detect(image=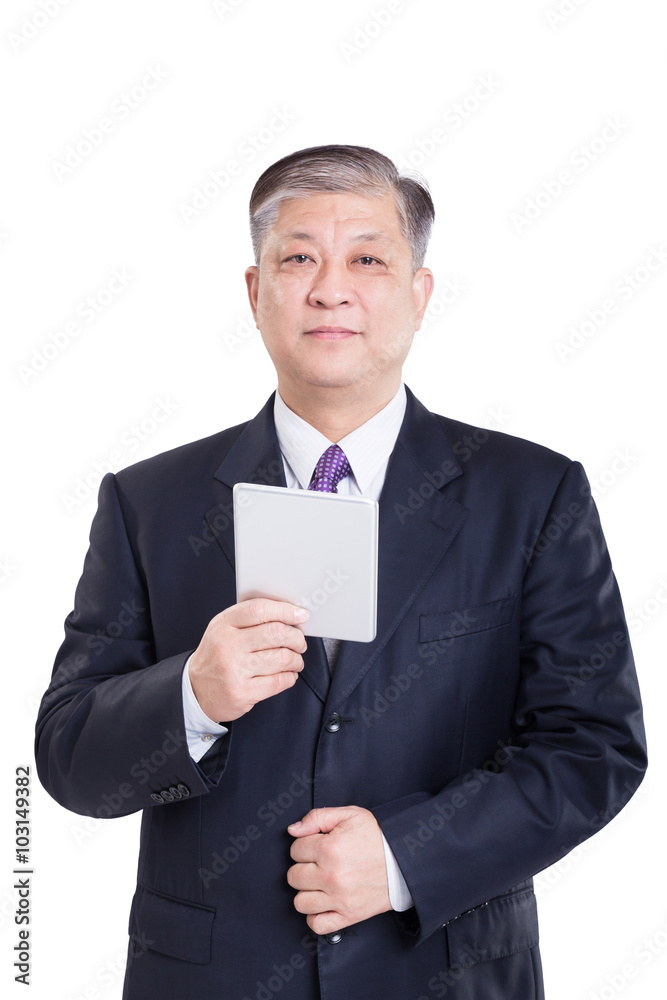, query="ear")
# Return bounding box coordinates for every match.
[245,266,260,325]
[412,267,434,330]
